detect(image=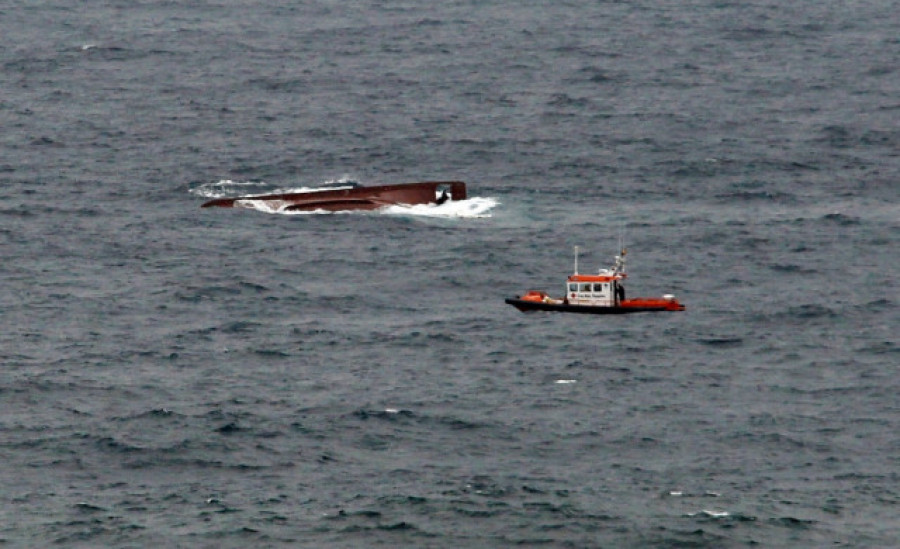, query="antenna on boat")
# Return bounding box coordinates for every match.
[615,224,627,275]
[573,246,580,274]
[614,248,626,275]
